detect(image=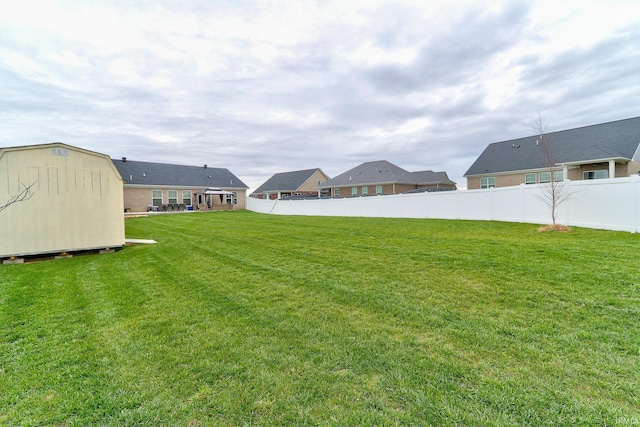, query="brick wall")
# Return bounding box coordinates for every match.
[123,186,246,212]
